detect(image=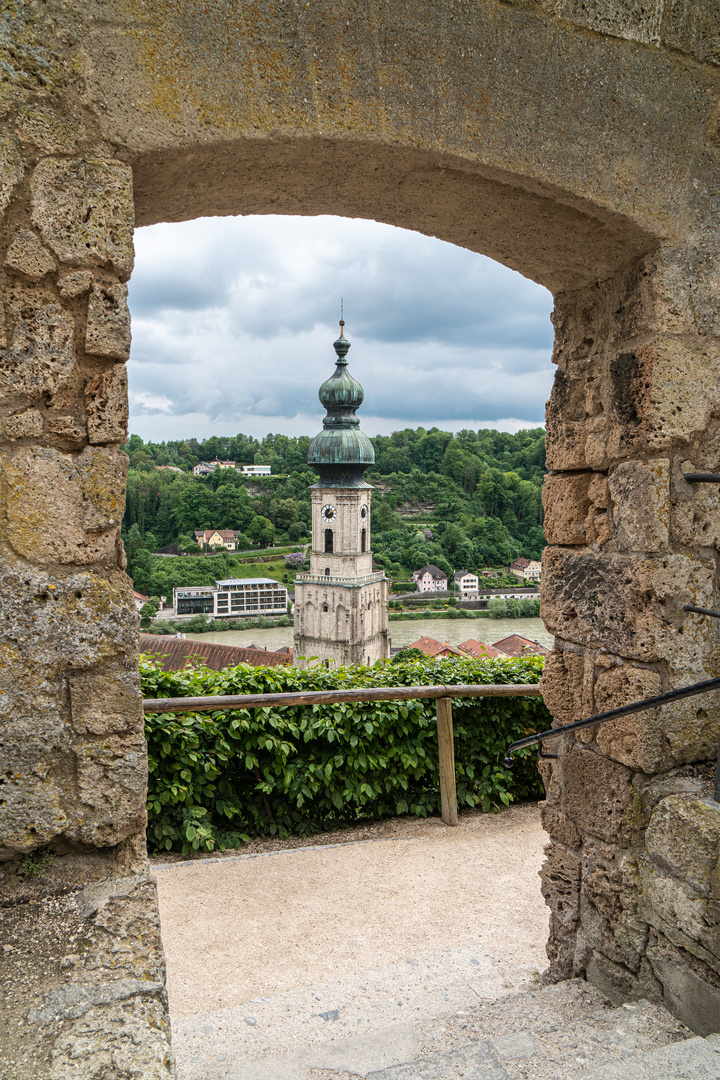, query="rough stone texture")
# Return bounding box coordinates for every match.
[0,866,174,1079]
[2,445,127,564]
[85,282,132,359]
[608,460,669,553]
[85,364,129,444]
[1,0,719,1070]
[30,158,134,279]
[4,228,56,279]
